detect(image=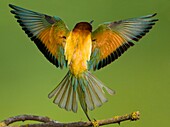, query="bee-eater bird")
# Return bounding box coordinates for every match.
[9,4,158,121]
